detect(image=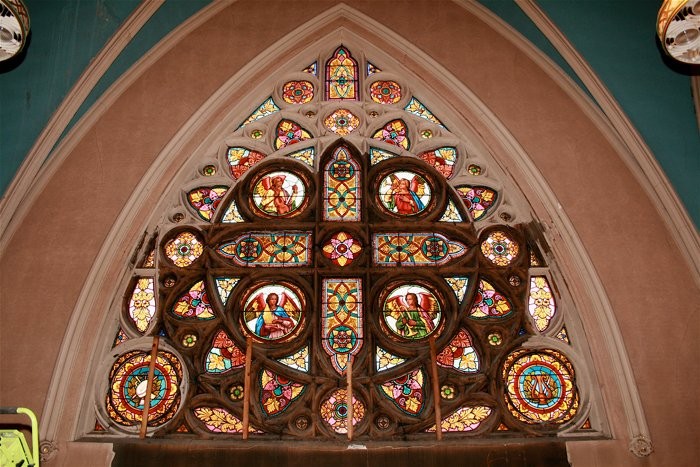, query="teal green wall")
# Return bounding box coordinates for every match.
[538,0,699,226]
[0,0,211,193]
